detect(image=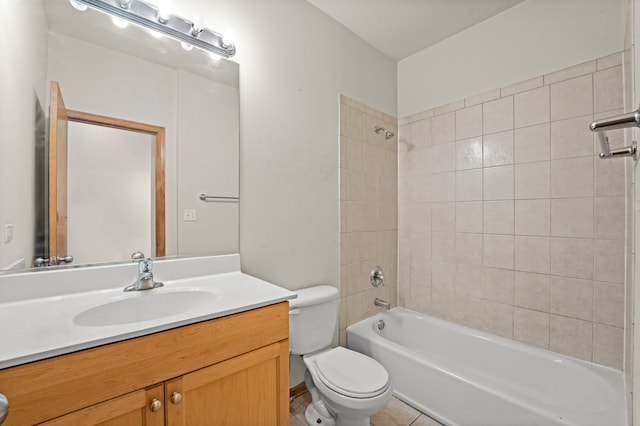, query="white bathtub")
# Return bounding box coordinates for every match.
[347,308,626,426]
